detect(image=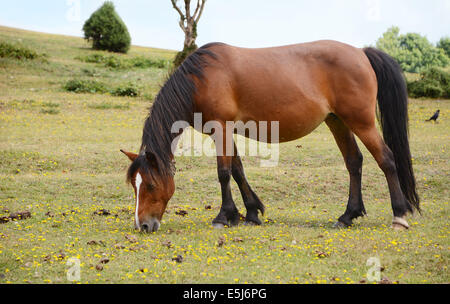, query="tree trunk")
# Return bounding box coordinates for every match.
[184,22,196,49]
[171,0,206,68]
